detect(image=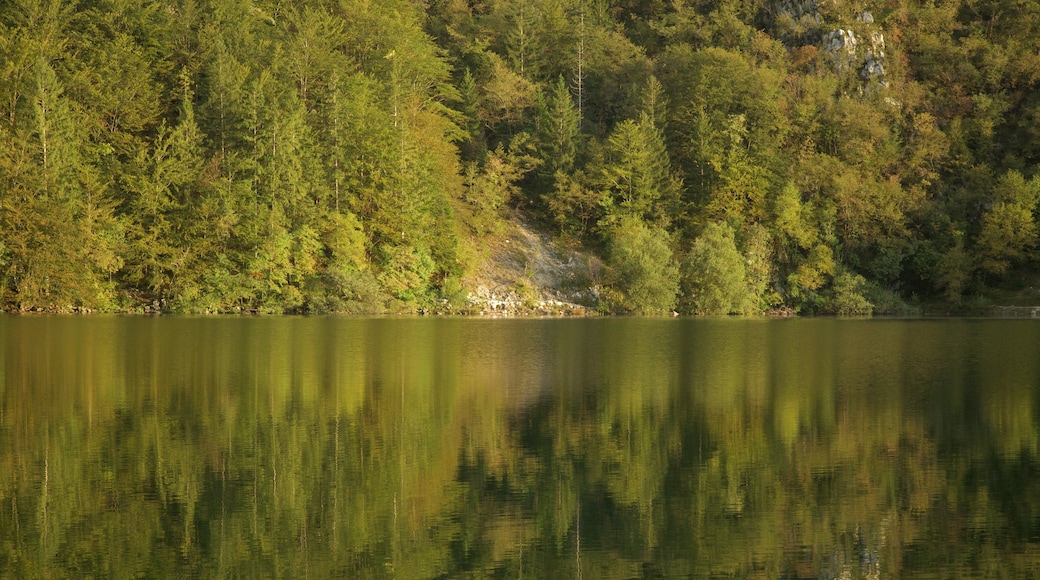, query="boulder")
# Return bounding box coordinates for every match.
[823,29,858,55]
[861,54,886,82]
